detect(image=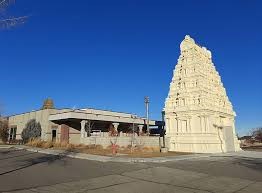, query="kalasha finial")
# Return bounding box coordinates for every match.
[42,98,54,109]
[185,35,191,39]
